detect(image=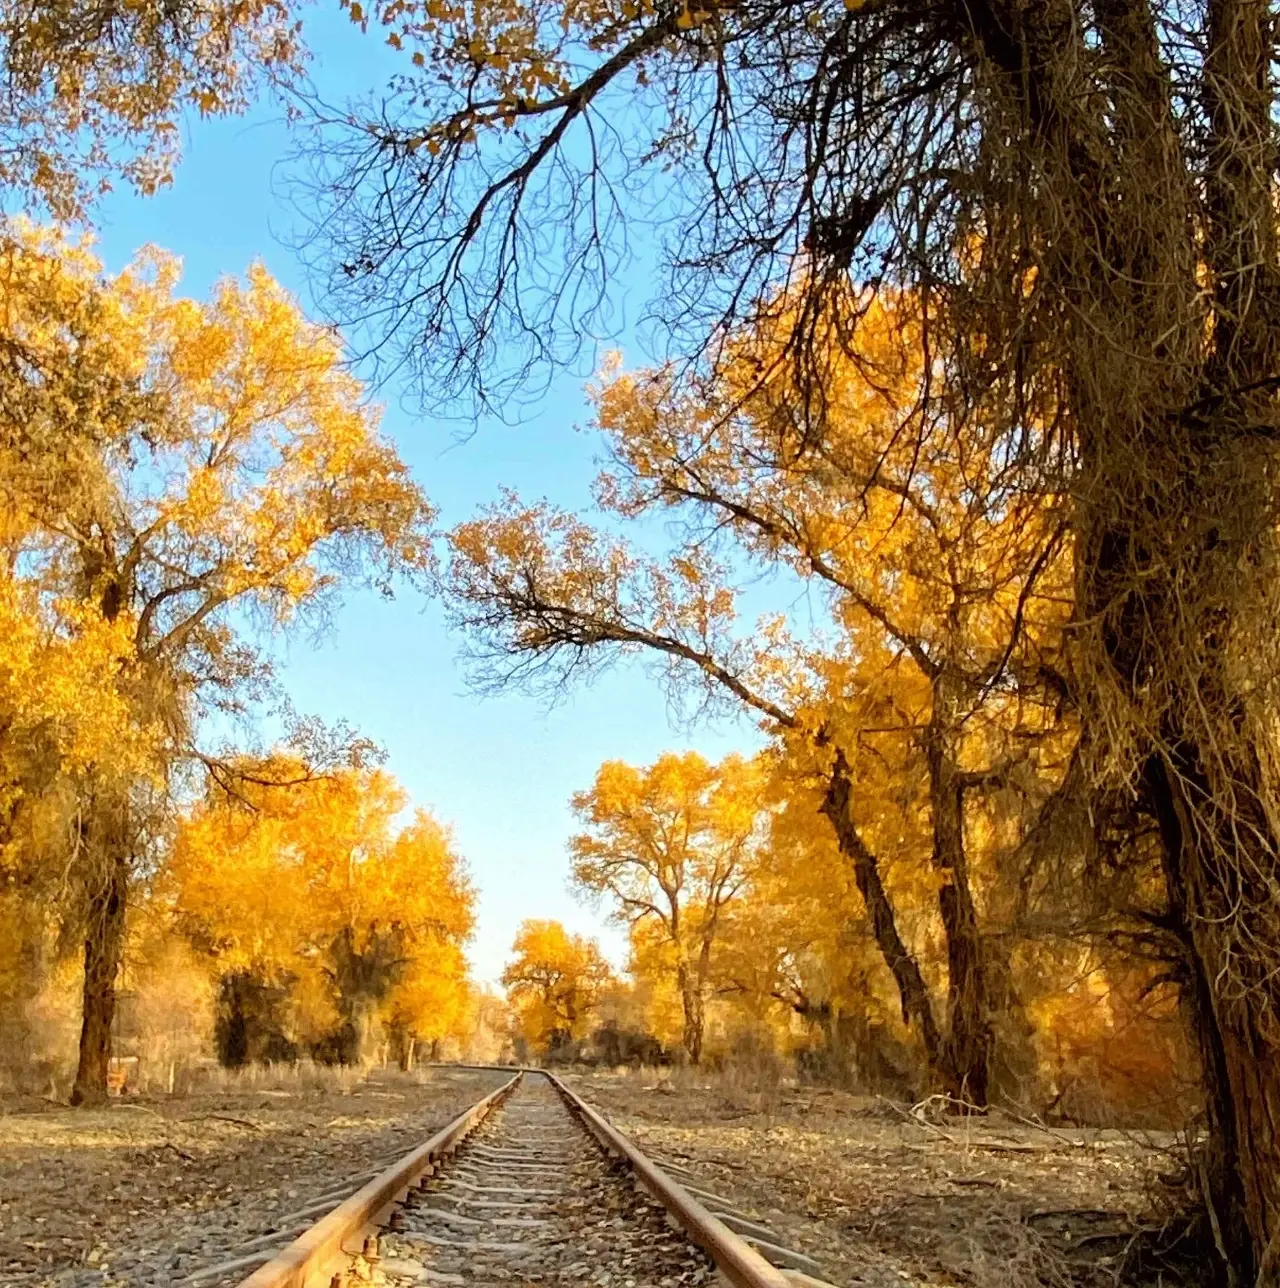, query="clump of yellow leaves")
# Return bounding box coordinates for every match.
[169,763,476,1062]
[0,0,305,219]
[0,223,434,750]
[502,918,613,1052]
